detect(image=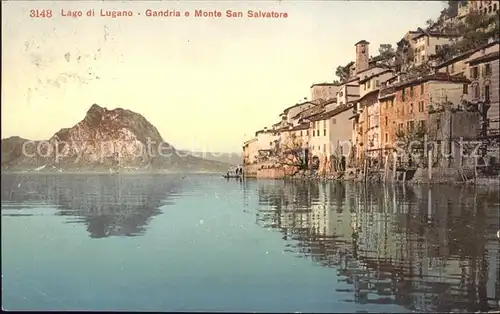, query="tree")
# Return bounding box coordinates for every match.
[395,39,414,72]
[454,12,499,53]
[335,61,354,83]
[379,44,395,58]
[426,19,436,30]
[394,123,429,167]
[275,133,308,176]
[377,44,396,67]
[434,44,458,63]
